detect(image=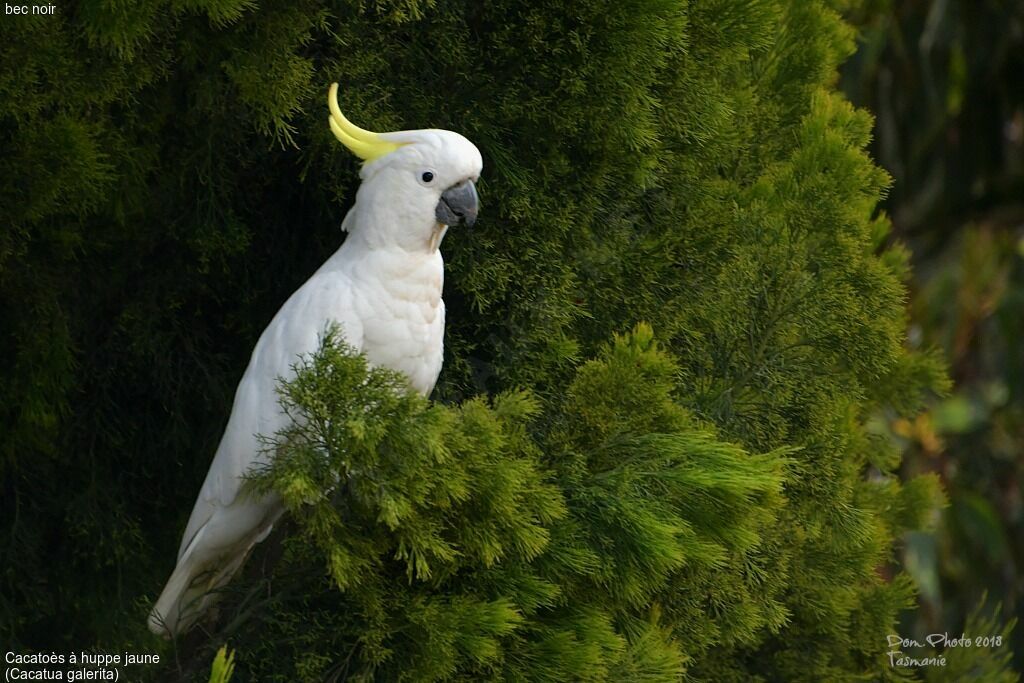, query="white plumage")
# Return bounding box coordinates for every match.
[148,85,482,636]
